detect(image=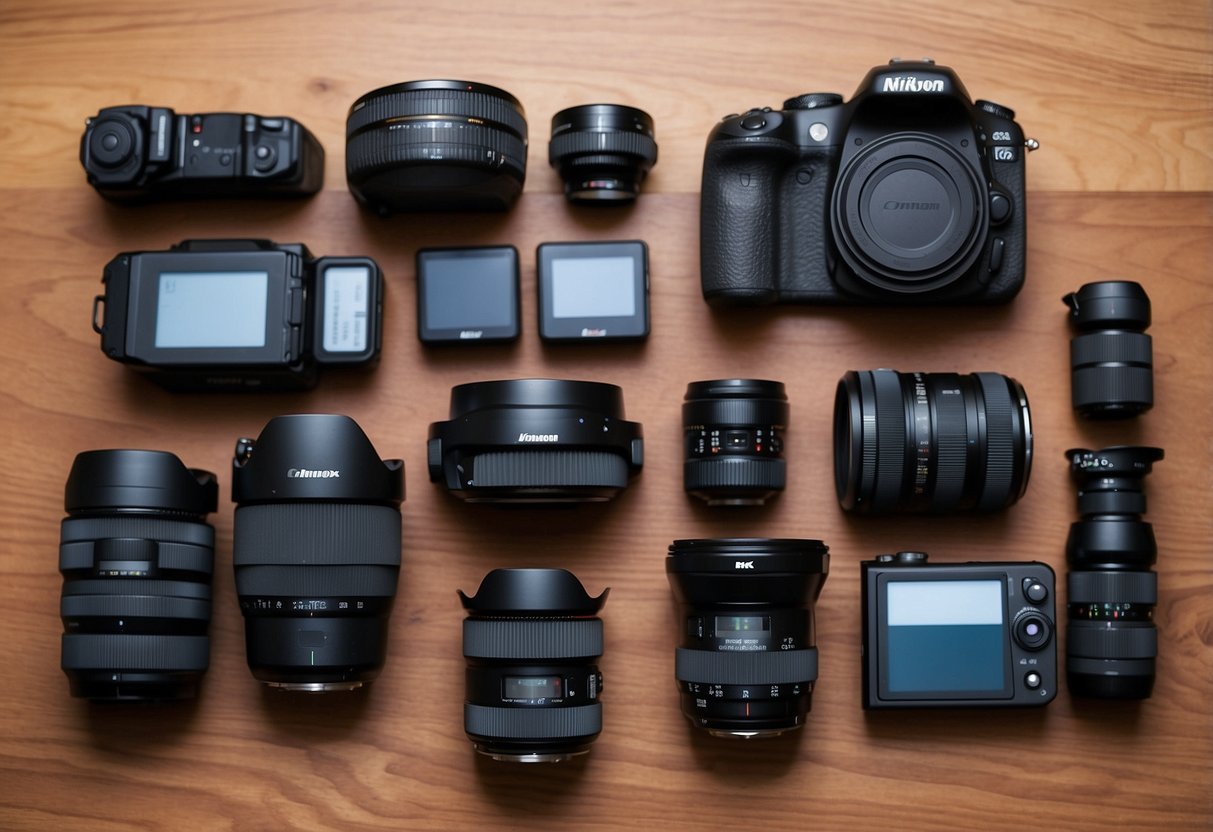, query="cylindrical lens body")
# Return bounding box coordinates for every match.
[834,369,1032,513]
[549,104,657,204]
[683,379,788,505]
[1065,446,1162,699]
[346,80,527,213]
[666,539,829,738]
[232,415,404,692]
[1063,281,1153,419]
[459,569,608,762]
[59,450,217,702]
